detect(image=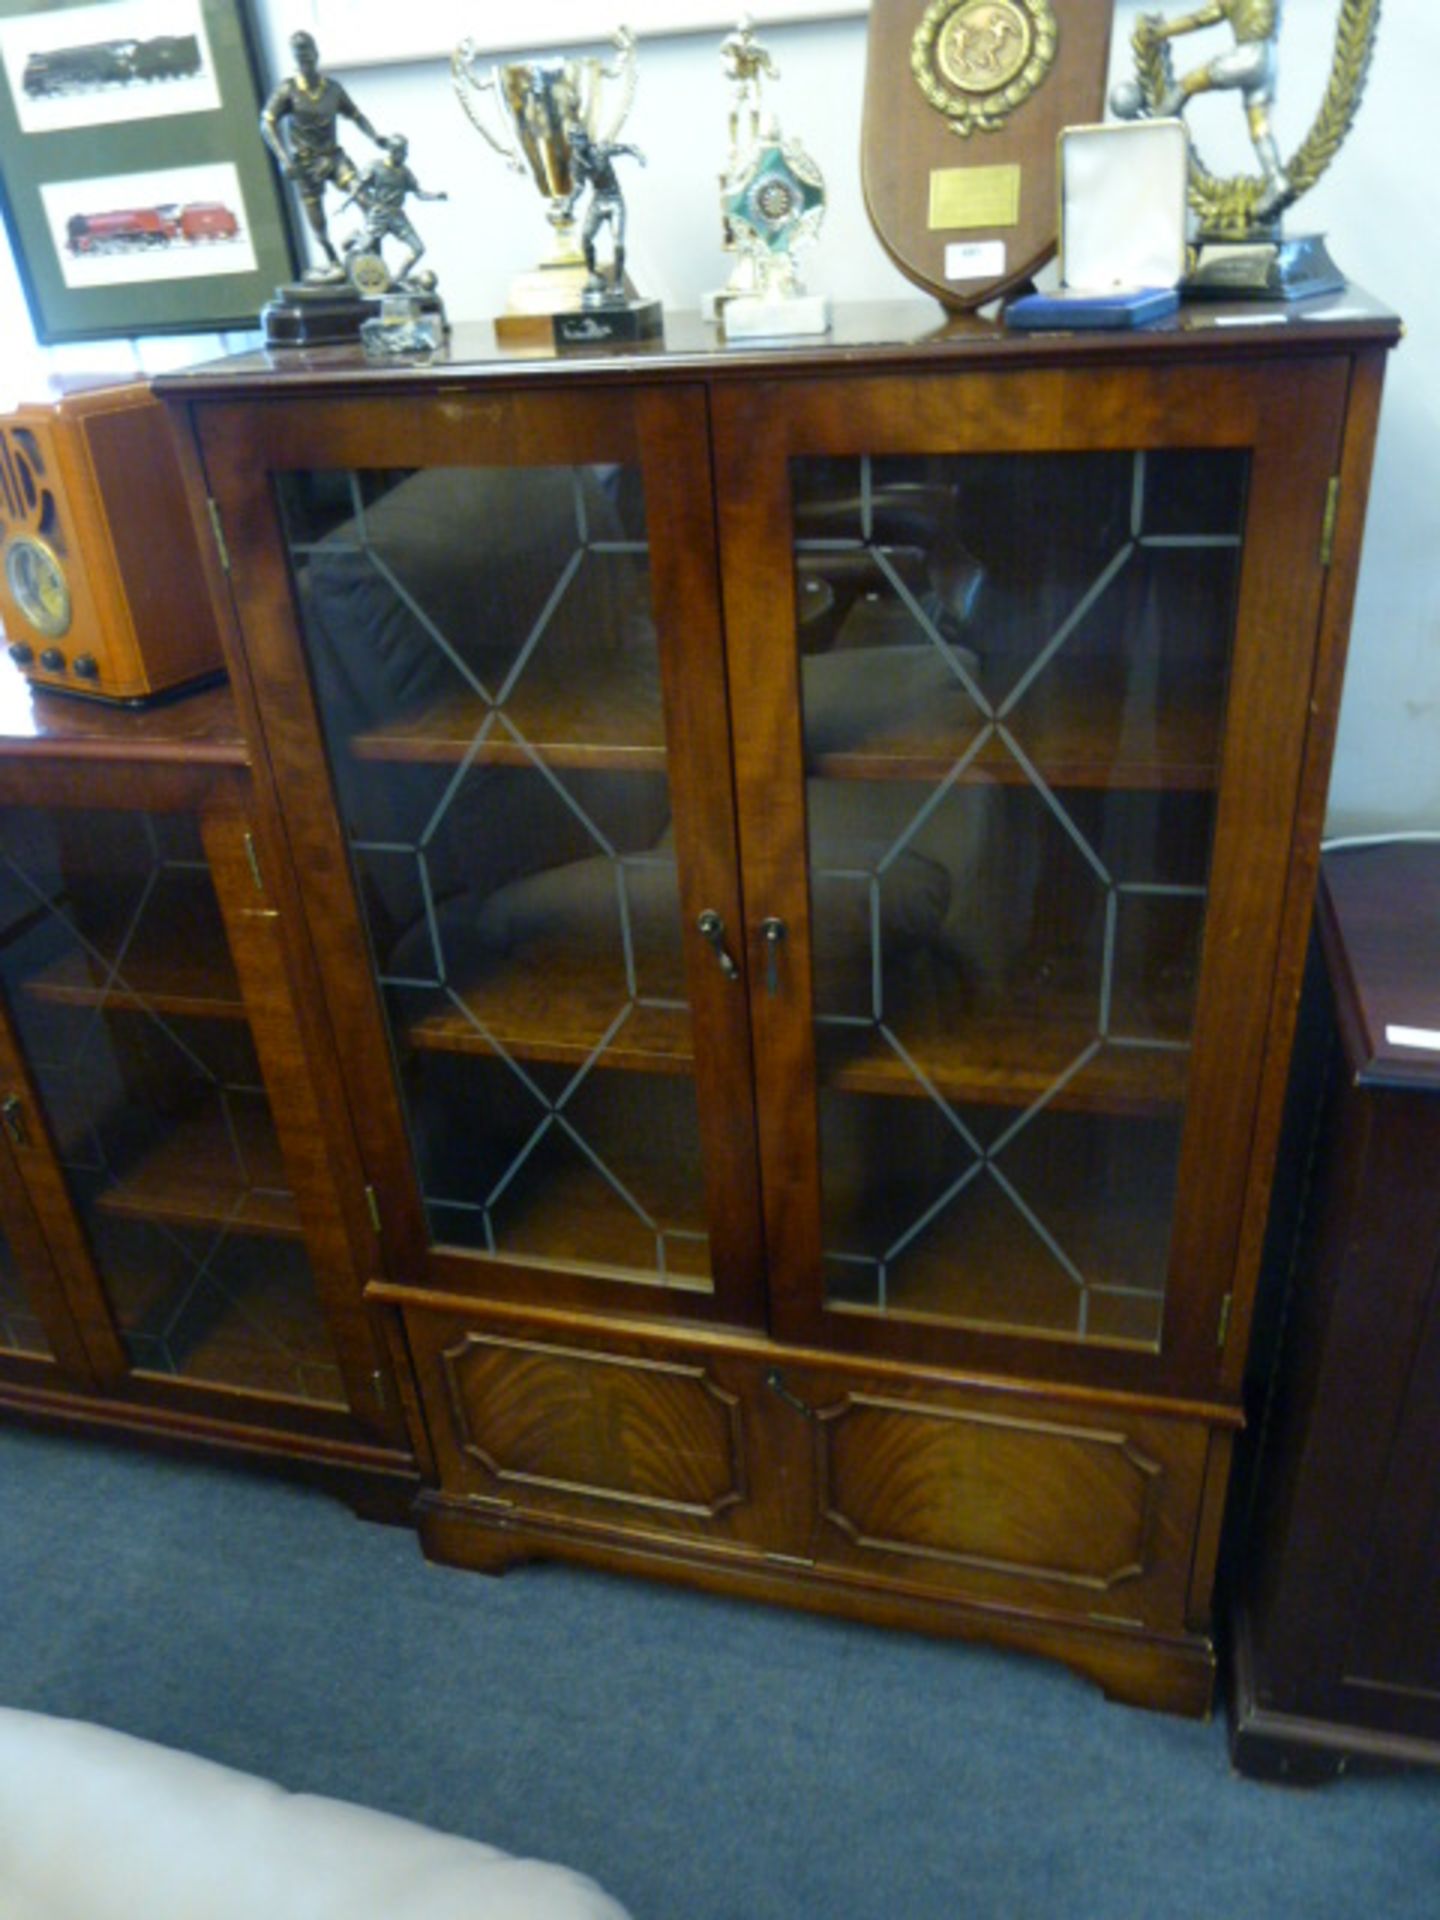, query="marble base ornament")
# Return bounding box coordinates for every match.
[712,20,829,341]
